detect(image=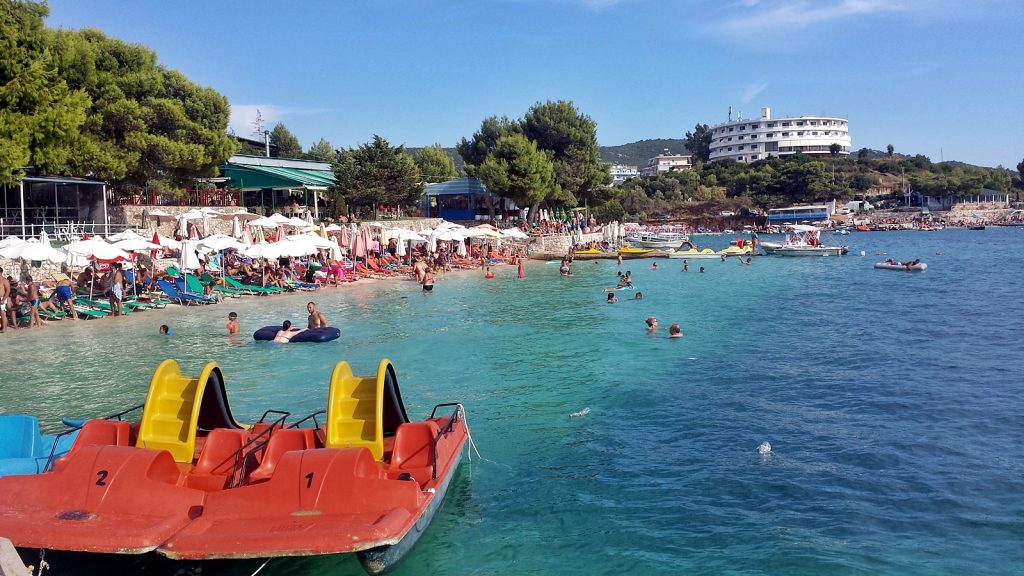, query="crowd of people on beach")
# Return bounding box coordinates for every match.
[0,231,528,335]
